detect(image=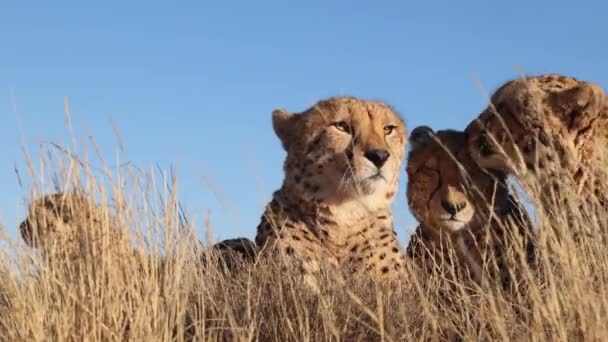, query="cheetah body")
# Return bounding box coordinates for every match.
[465,74,608,208]
[406,127,536,287]
[255,96,408,280]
